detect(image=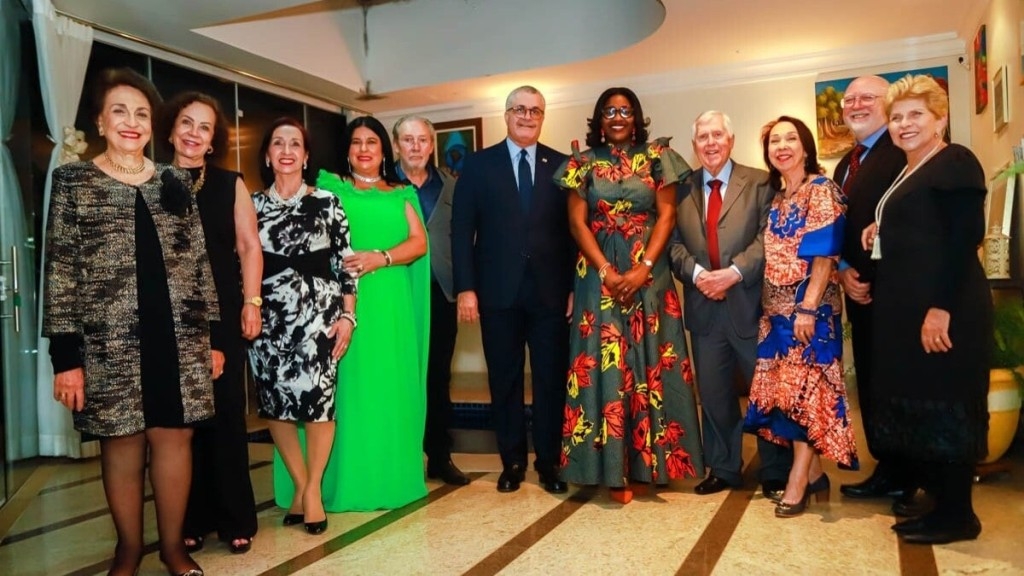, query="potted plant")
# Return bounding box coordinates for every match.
[984,297,1024,463]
